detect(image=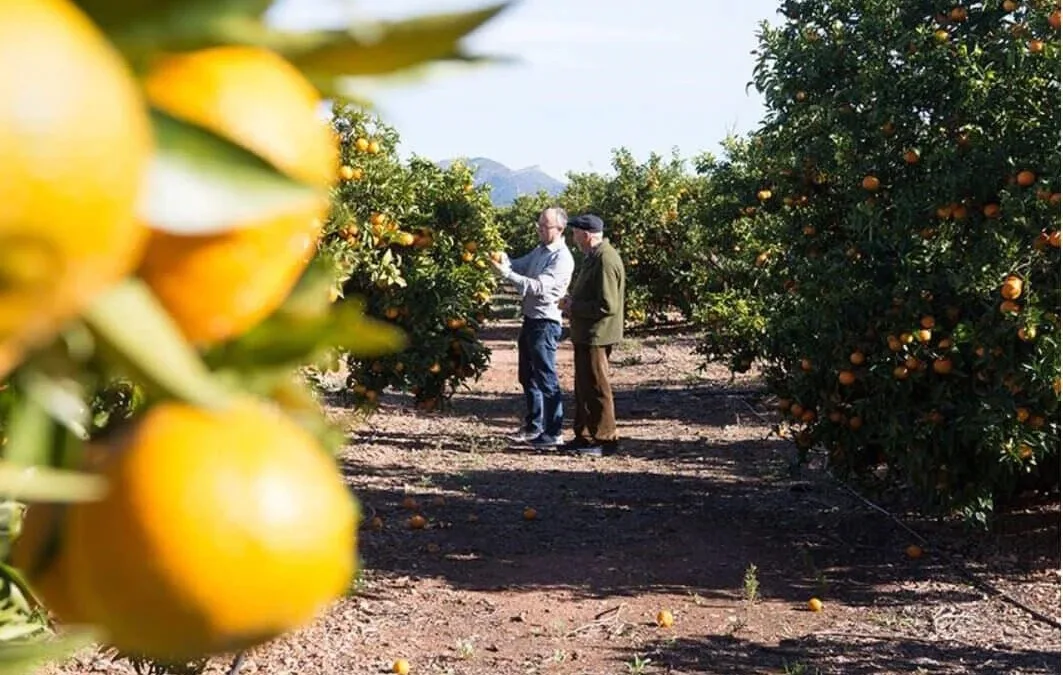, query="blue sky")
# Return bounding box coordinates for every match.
[266,0,782,180]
